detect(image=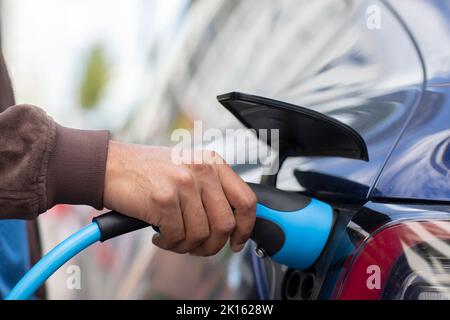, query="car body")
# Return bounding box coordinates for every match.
[241,0,450,300]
